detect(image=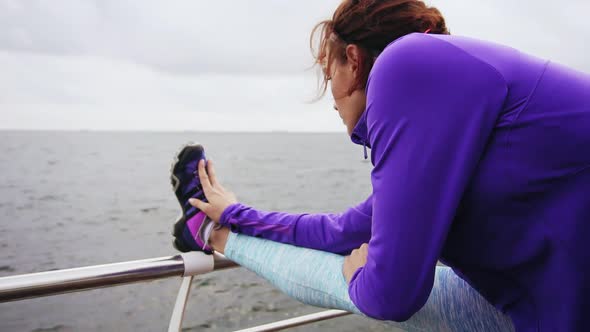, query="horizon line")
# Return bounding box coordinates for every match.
[0,128,346,134]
